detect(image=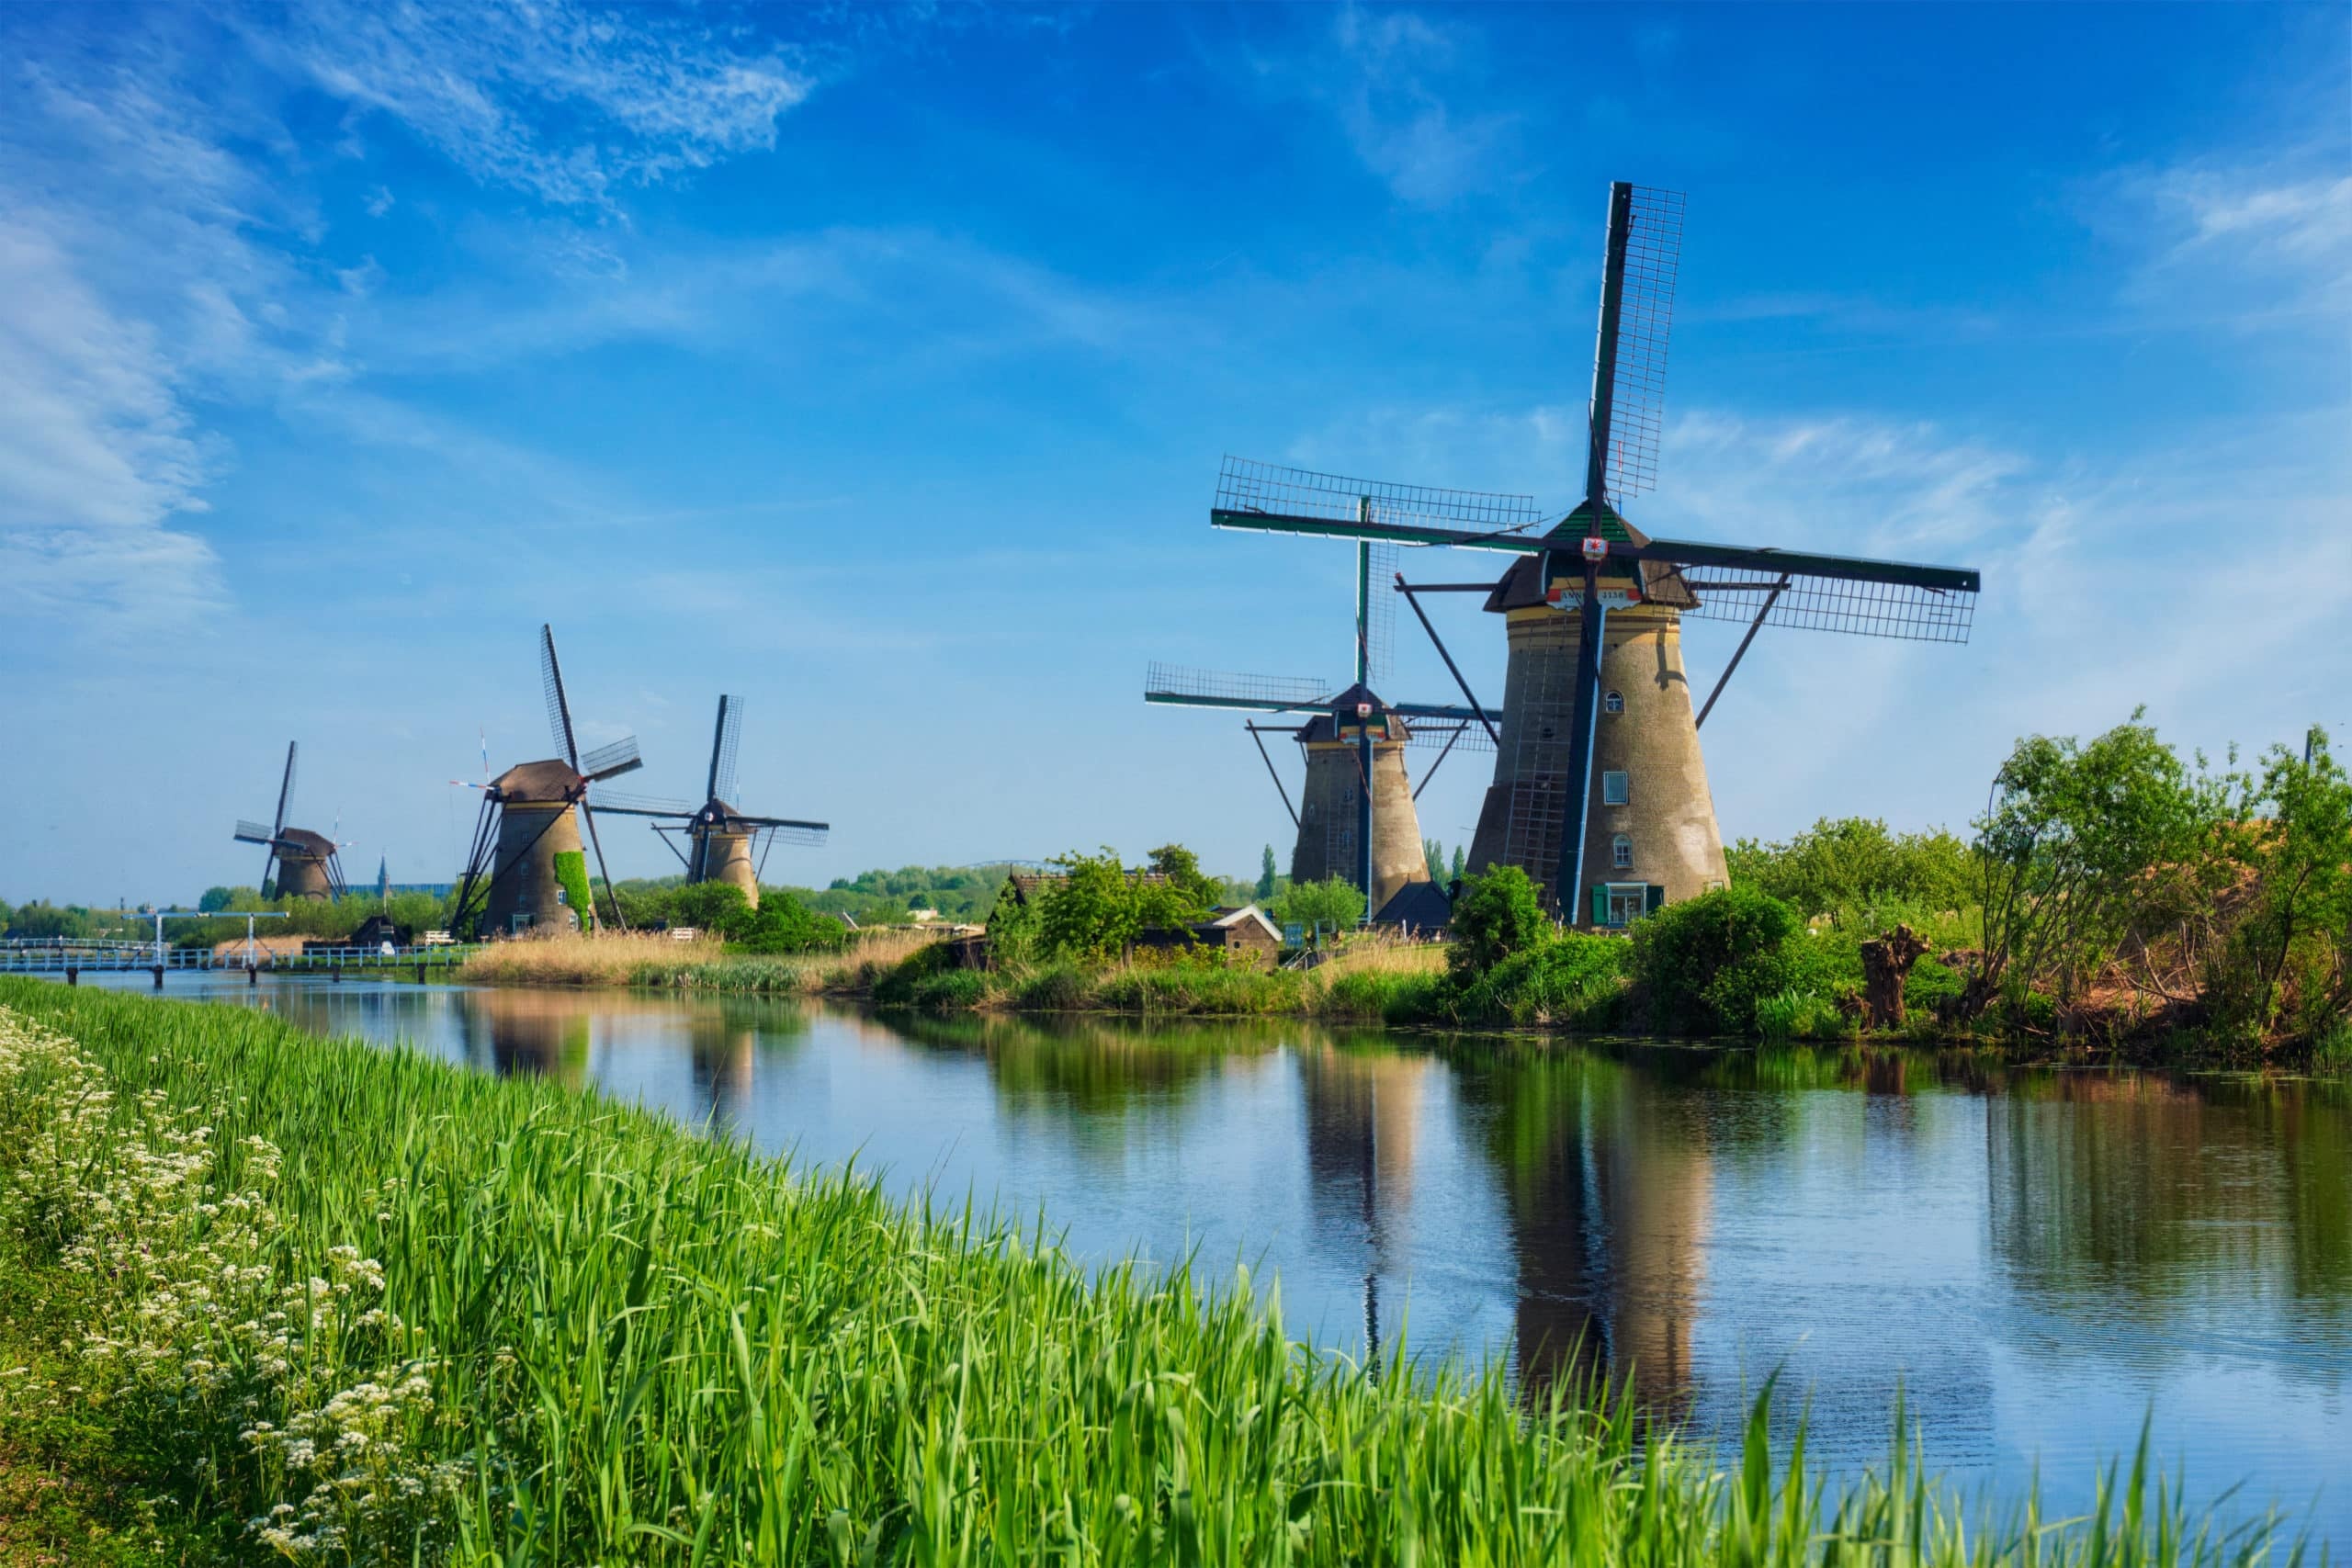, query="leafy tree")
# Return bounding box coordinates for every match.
[1269,875,1364,937]
[1966,712,2225,1019]
[1256,845,1278,902]
[2213,728,2352,1039]
[1725,817,1974,920]
[1035,848,1208,961]
[198,886,236,912]
[1146,843,1222,912]
[1423,838,1446,886]
[1447,865,1547,979]
[1449,846,1466,883]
